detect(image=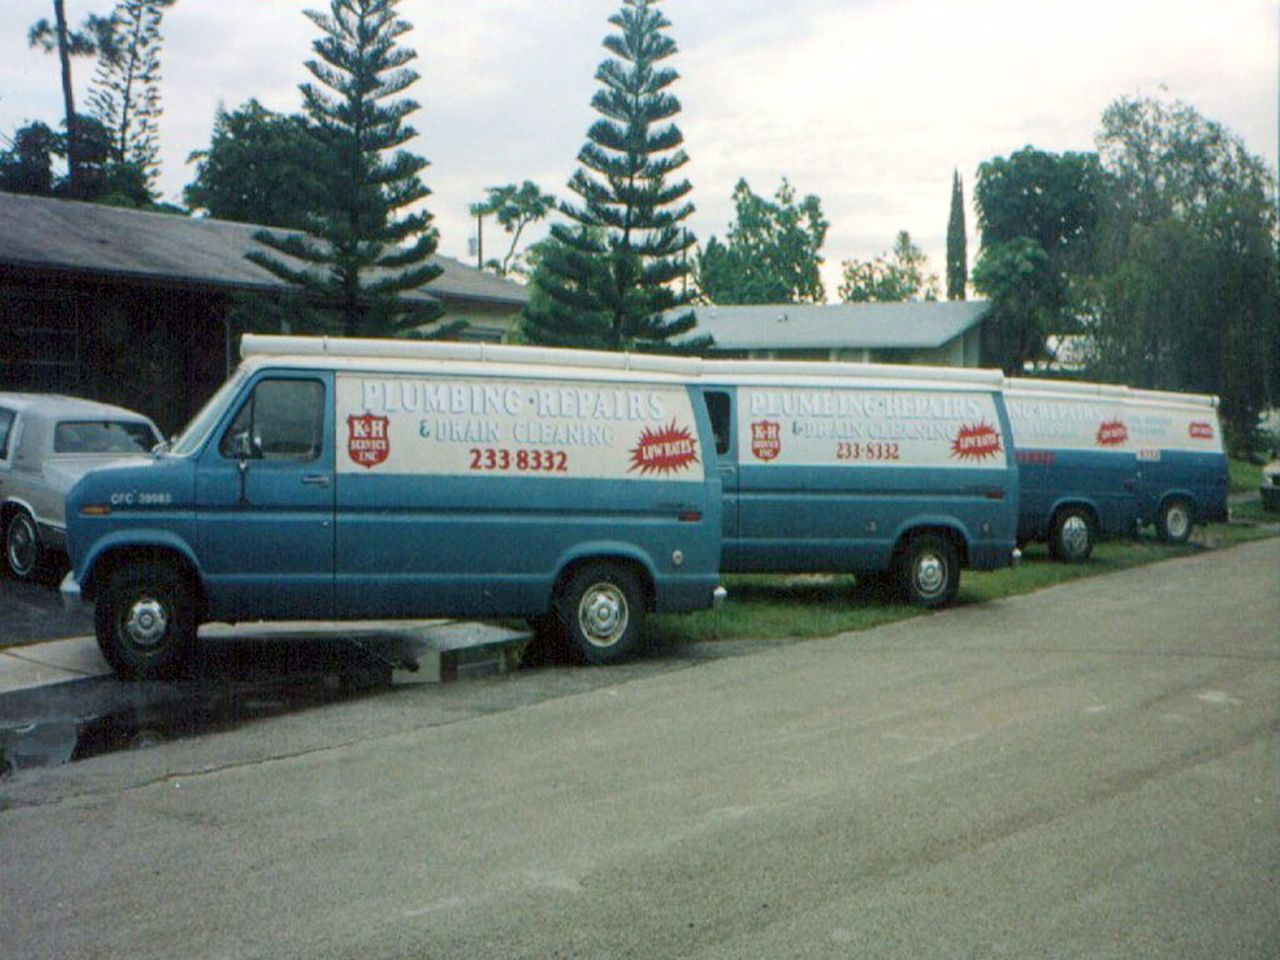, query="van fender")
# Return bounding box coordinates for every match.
[1048,496,1099,527]
[79,529,203,597]
[888,515,972,564]
[546,541,661,609]
[1155,487,1198,514]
